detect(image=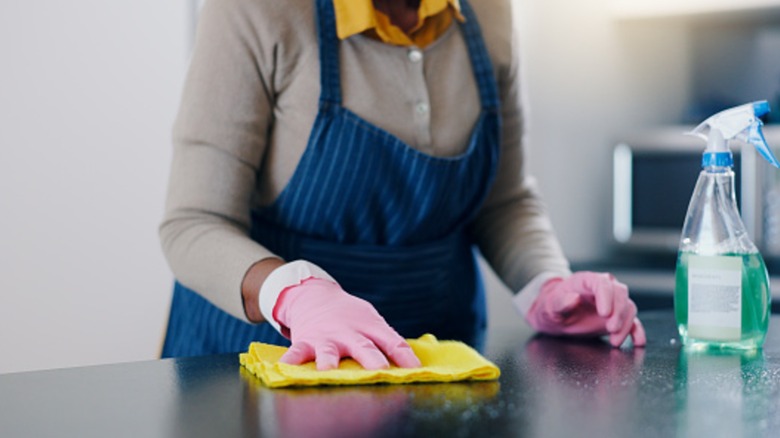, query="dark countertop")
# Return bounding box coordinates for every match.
[3,311,780,438]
